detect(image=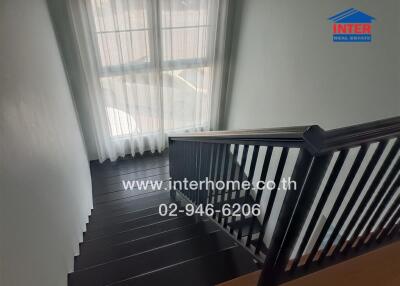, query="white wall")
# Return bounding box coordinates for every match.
[0,0,93,285]
[47,0,99,161]
[224,0,400,131]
